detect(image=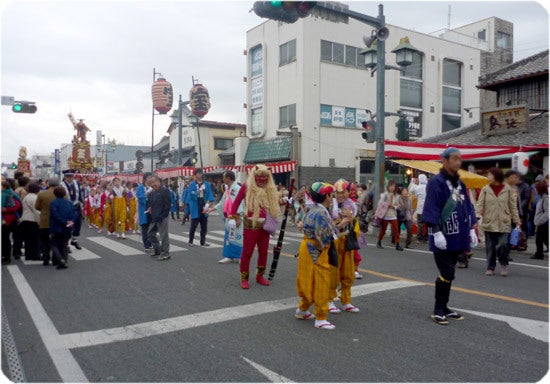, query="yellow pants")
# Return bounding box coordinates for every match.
[103,202,112,232]
[329,236,357,306]
[128,199,137,231]
[113,196,127,233]
[90,209,101,228]
[296,238,332,321]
